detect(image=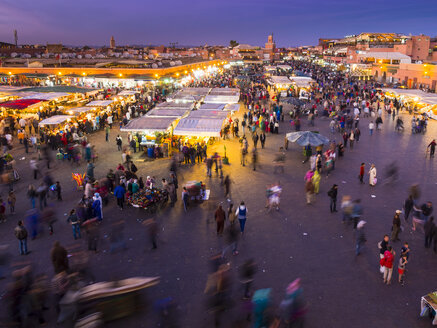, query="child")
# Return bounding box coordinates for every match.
[398,254,408,285]
[7,191,16,214]
[359,163,365,184]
